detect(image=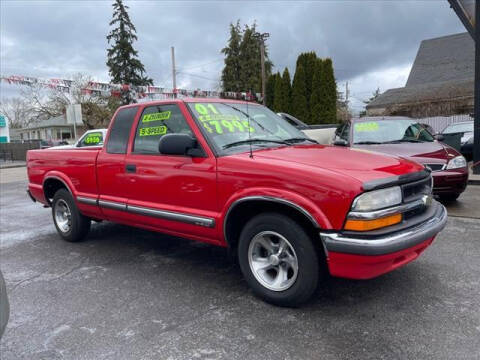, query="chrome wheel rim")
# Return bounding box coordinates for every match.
[248,231,298,292]
[54,199,72,233]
